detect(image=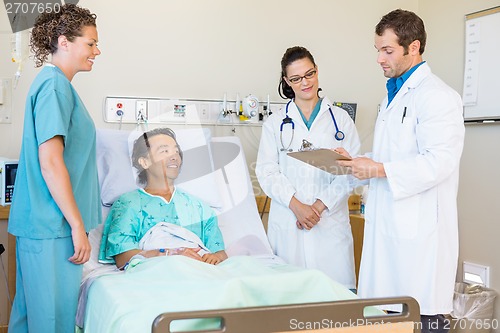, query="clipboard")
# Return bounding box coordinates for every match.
[287,149,351,175]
